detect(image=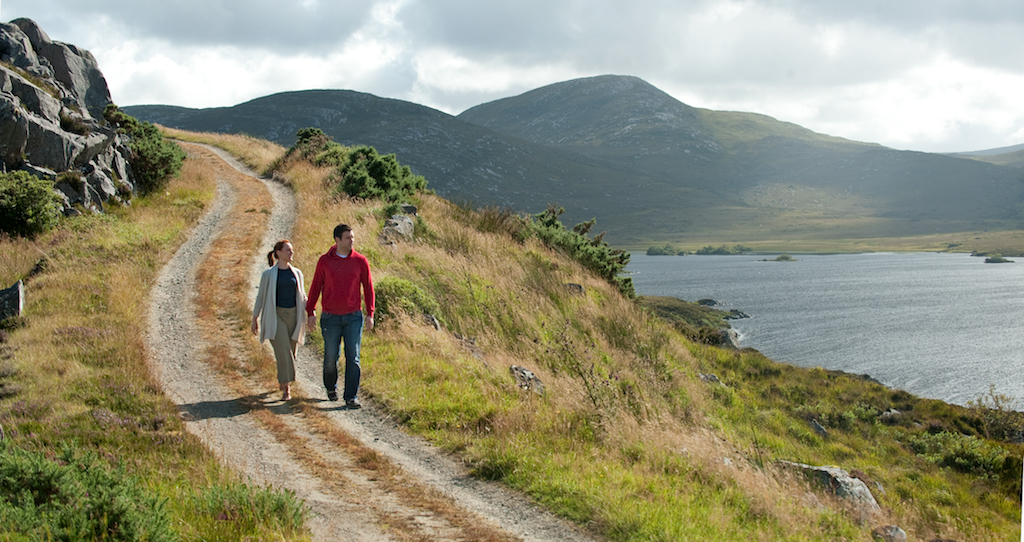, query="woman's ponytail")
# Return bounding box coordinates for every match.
[268,239,291,267]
